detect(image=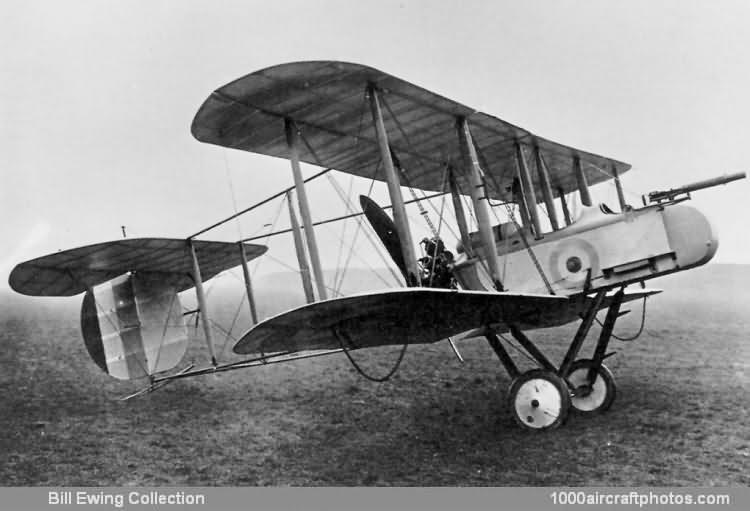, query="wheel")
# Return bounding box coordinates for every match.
[566,359,616,414]
[508,369,571,431]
